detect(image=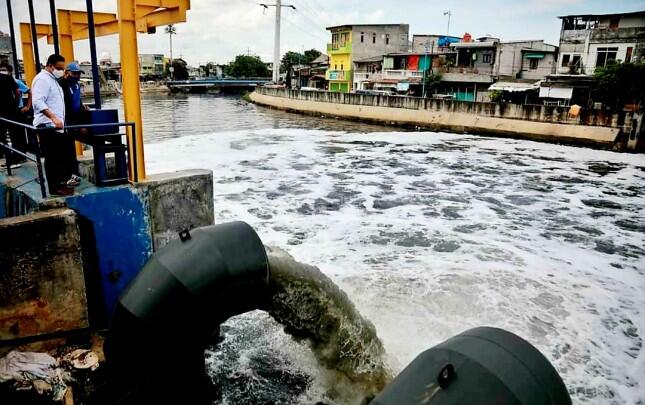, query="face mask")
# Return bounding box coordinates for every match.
[52,69,64,79]
[0,70,8,75]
